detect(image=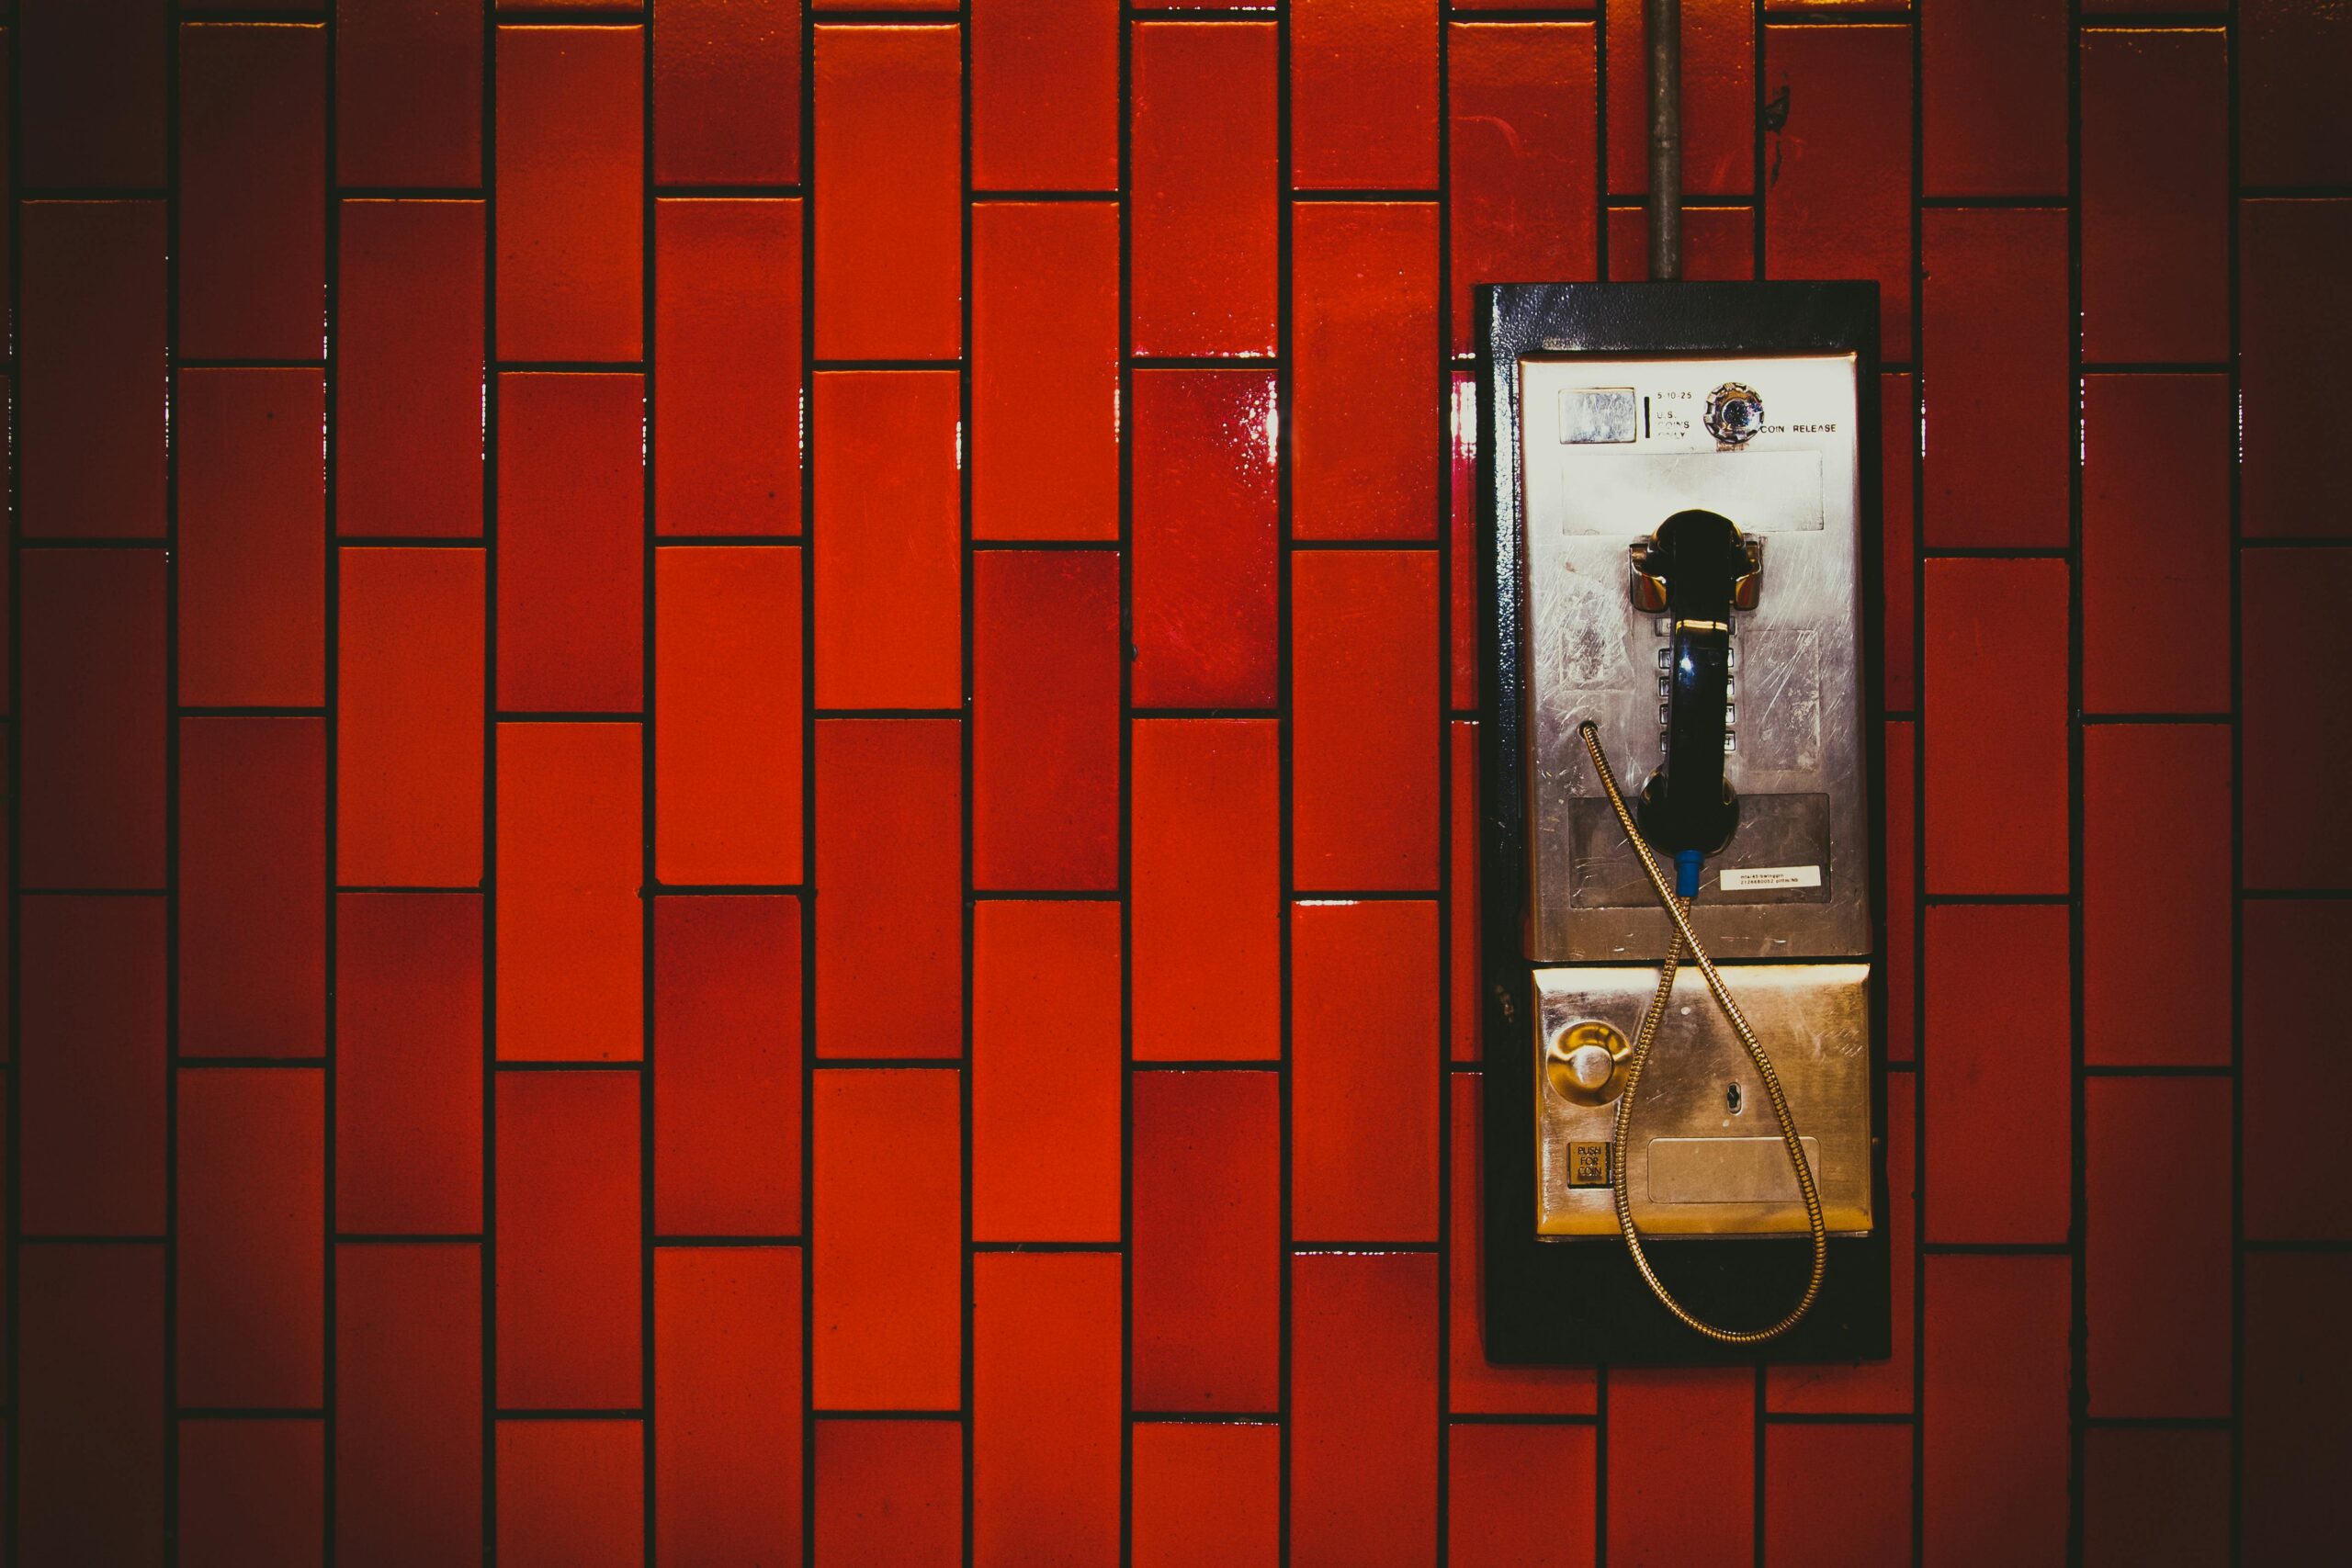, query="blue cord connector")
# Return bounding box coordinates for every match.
[1675,849,1705,900]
